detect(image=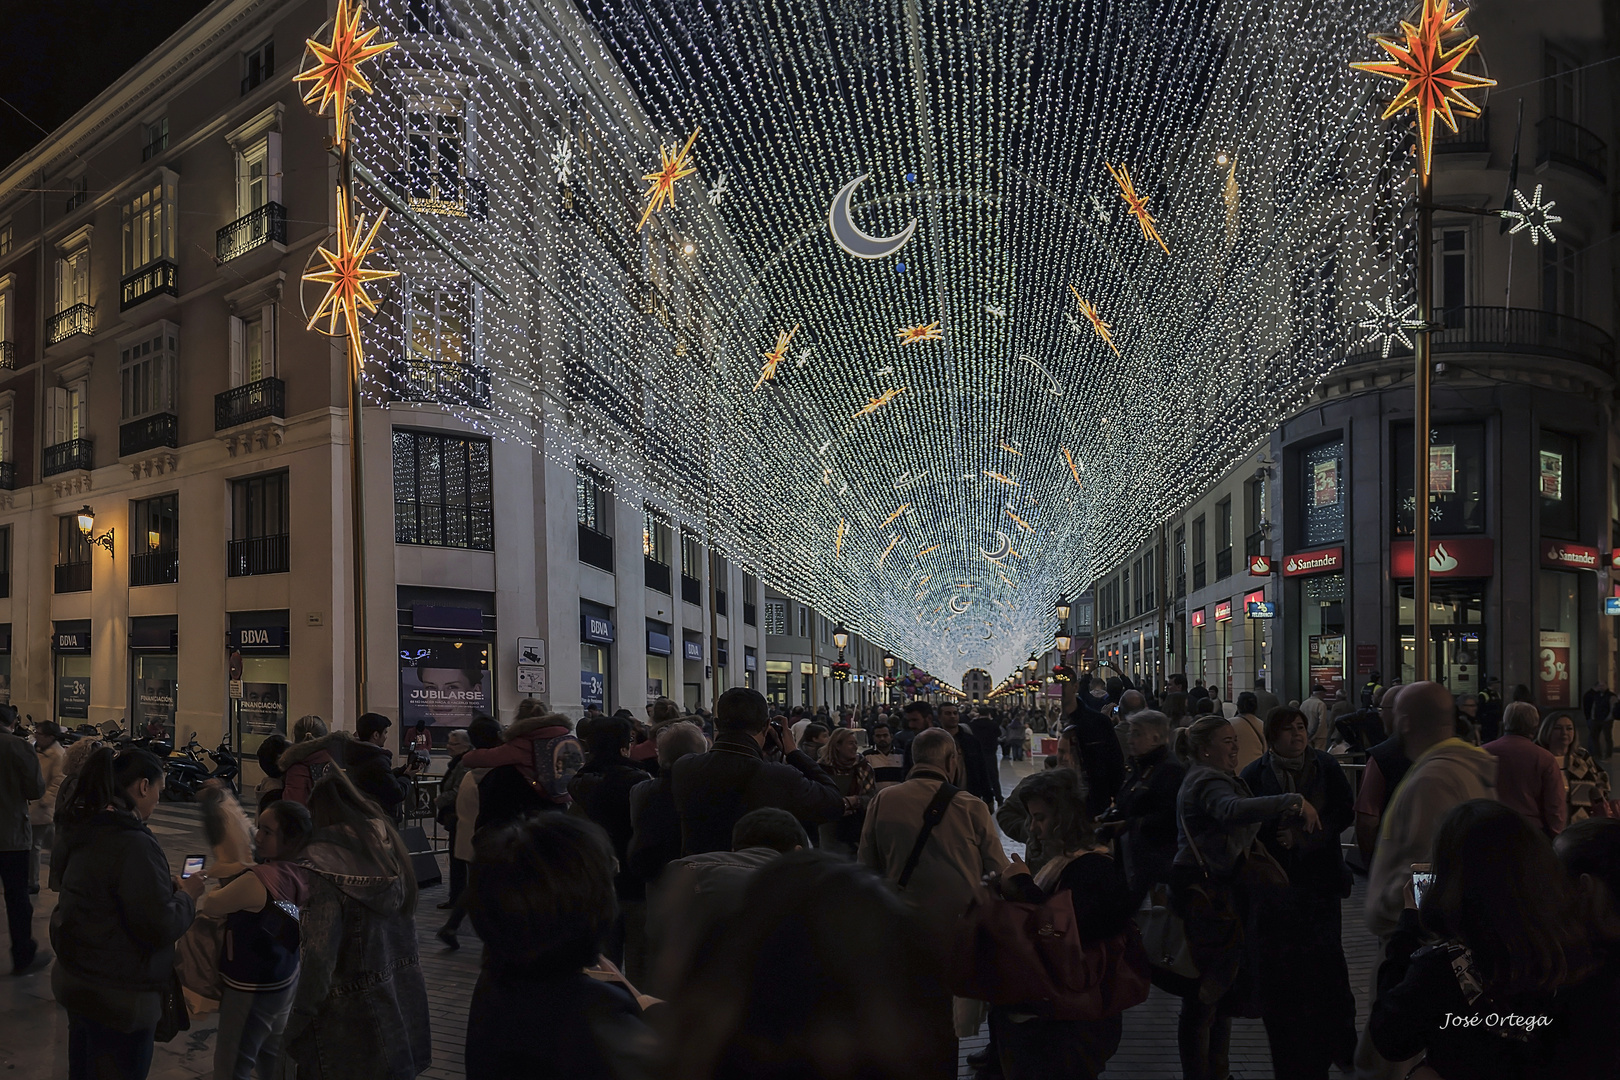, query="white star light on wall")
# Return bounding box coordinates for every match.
[353,0,1408,677]
[1358,296,1427,358]
[1499,185,1561,246]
